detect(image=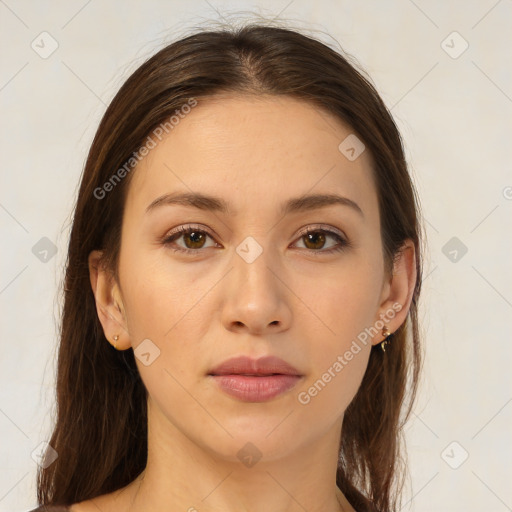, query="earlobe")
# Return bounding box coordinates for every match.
[373,240,417,346]
[88,250,129,349]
